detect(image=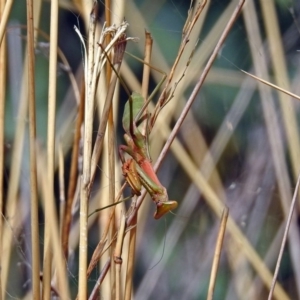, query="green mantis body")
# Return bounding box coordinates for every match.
[119,92,178,219]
